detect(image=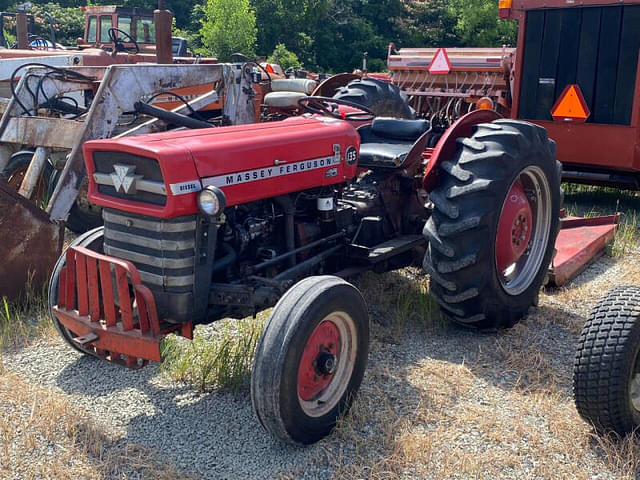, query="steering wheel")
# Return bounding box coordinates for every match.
[28,35,50,50]
[107,27,139,54]
[298,96,375,121]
